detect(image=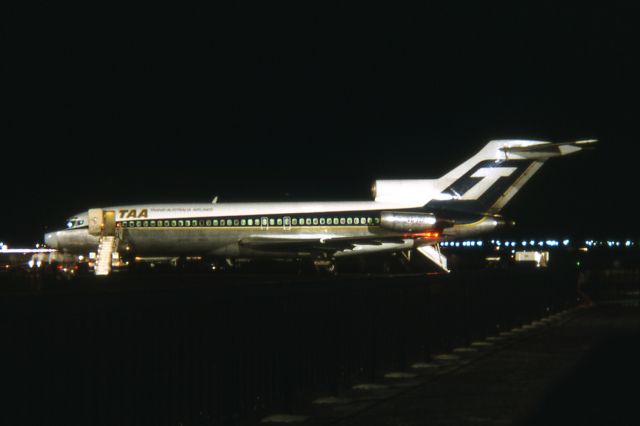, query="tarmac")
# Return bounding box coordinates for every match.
[262,301,640,426]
